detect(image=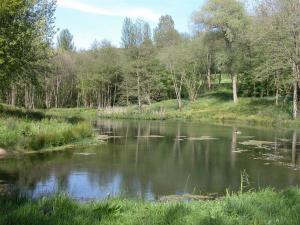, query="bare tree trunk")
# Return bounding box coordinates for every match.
[11,84,16,107]
[275,87,279,105]
[46,89,51,109]
[293,80,298,119]
[25,86,29,109]
[84,92,88,108]
[126,84,129,106]
[97,89,101,109]
[45,77,51,109]
[172,73,183,110]
[207,71,212,91]
[146,93,151,105]
[207,53,212,91]
[137,70,141,111]
[113,83,117,108]
[232,74,238,103]
[31,86,35,110]
[55,76,59,108]
[77,92,80,108]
